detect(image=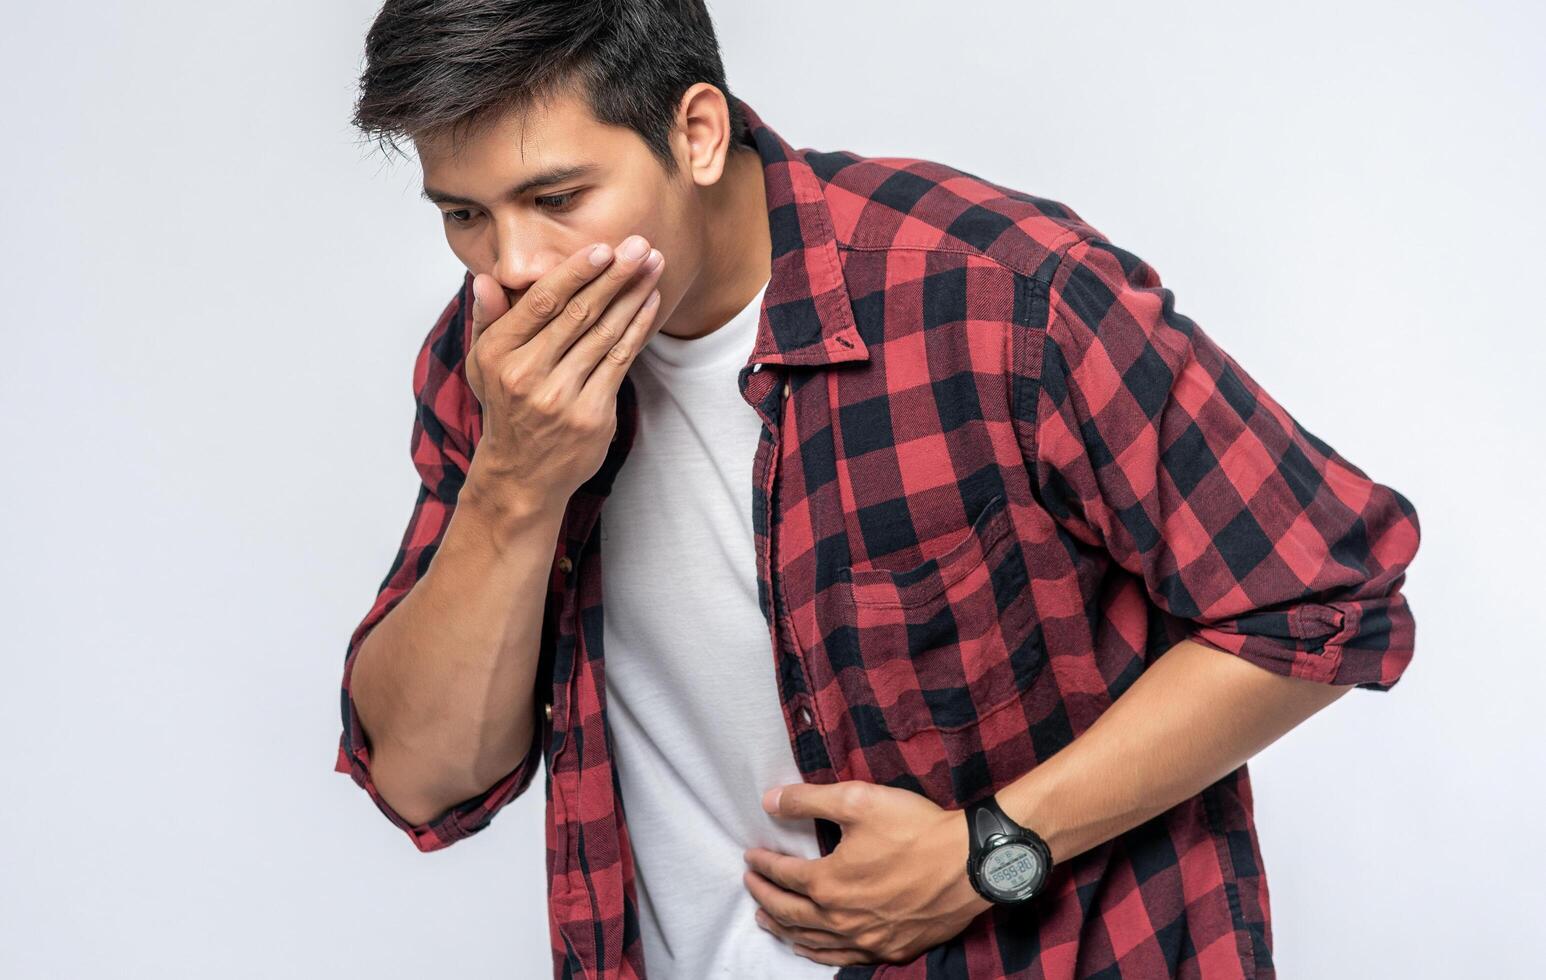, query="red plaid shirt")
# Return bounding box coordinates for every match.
[336,100,1421,979]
